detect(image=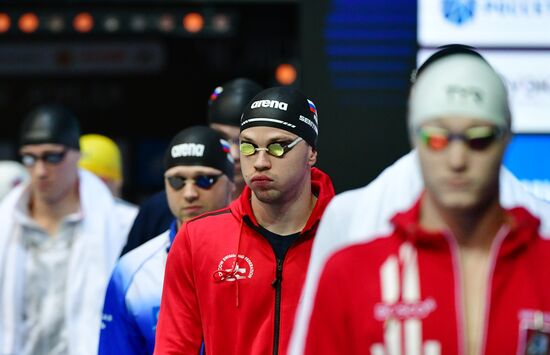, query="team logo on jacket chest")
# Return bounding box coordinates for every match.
[372,242,441,352]
[374,298,437,321]
[213,254,254,282]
